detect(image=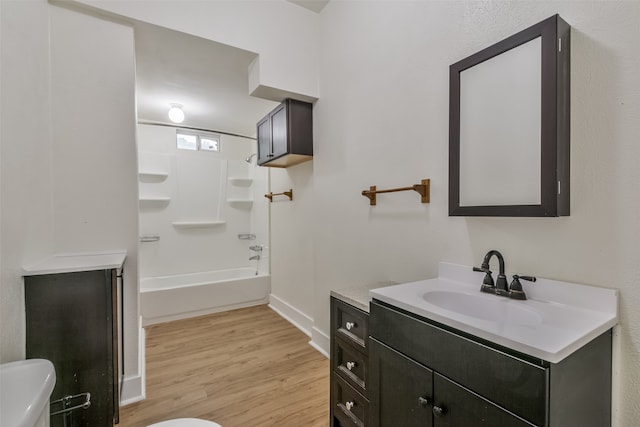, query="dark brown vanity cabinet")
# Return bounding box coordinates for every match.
[25,269,122,427]
[257,98,313,167]
[330,297,370,427]
[369,300,612,427]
